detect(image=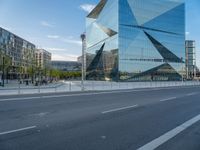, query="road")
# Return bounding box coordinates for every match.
[0,86,200,150]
